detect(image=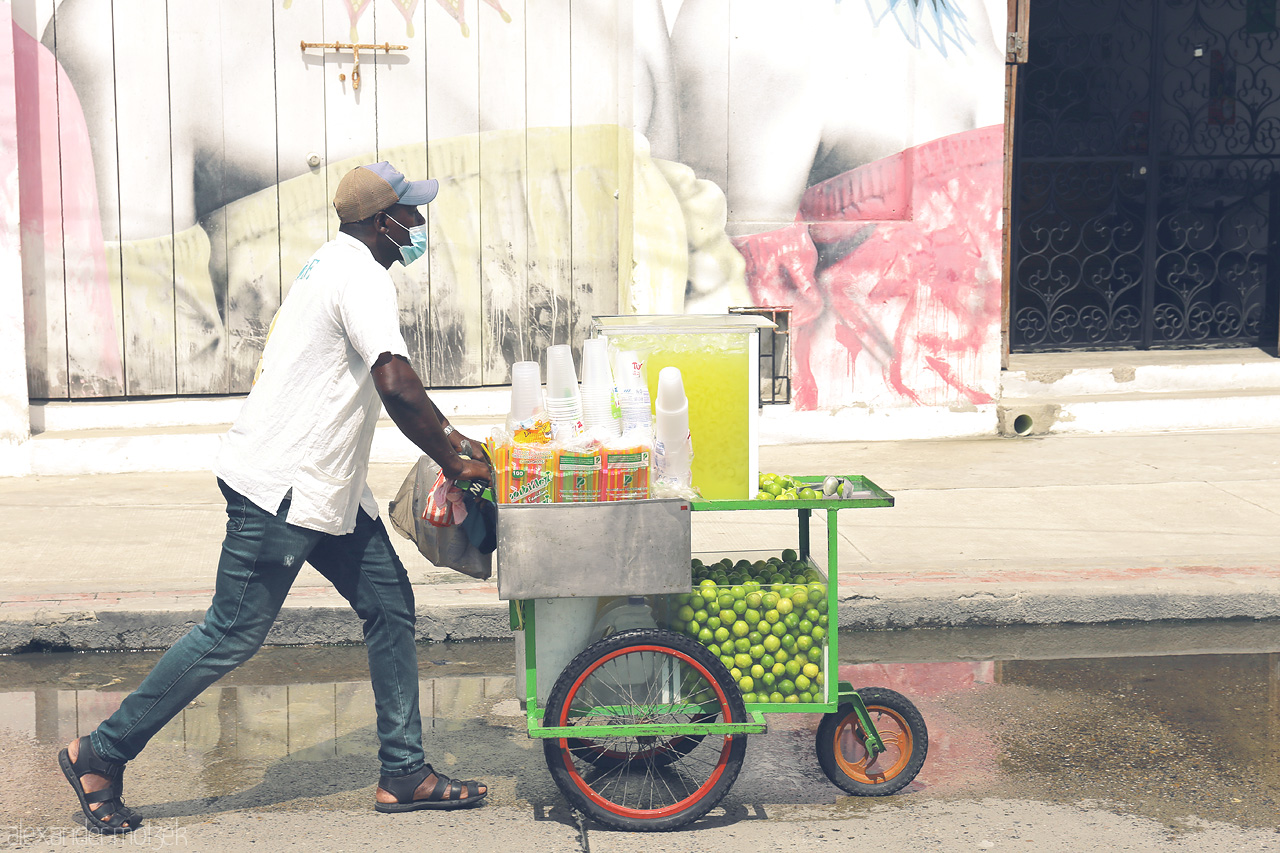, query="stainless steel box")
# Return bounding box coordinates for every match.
[496,499,693,600]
